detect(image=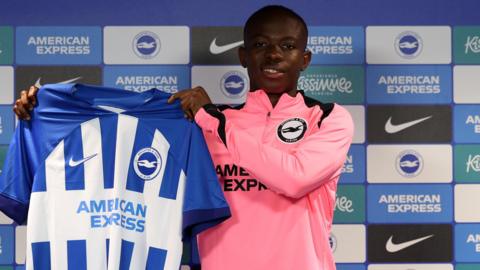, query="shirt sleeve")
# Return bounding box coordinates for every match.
[195,104,354,199]
[182,123,231,265]
[0,121,38,224]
